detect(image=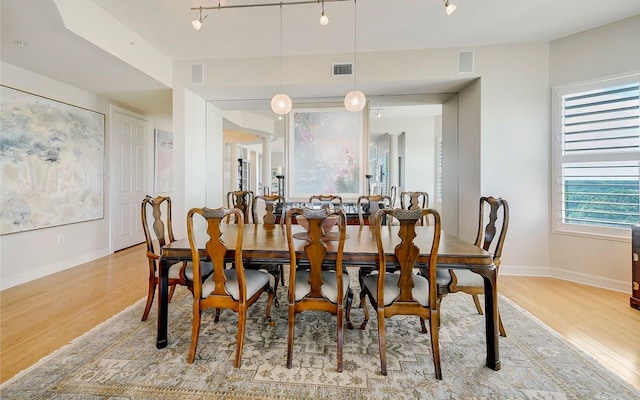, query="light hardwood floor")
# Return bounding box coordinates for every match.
[1,245,639,390]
